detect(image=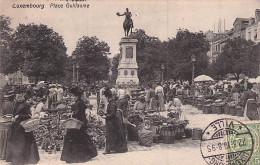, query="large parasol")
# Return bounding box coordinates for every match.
[194,75,214,82]
[255,76,260,83]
